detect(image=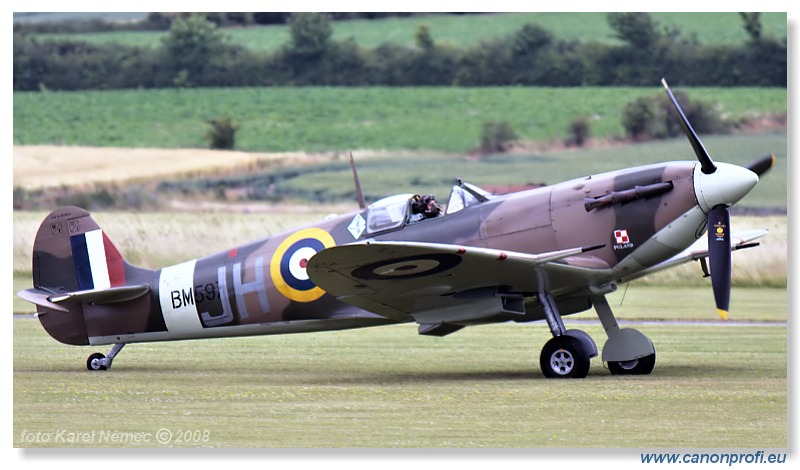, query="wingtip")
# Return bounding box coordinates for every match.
[717,309,729,320]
